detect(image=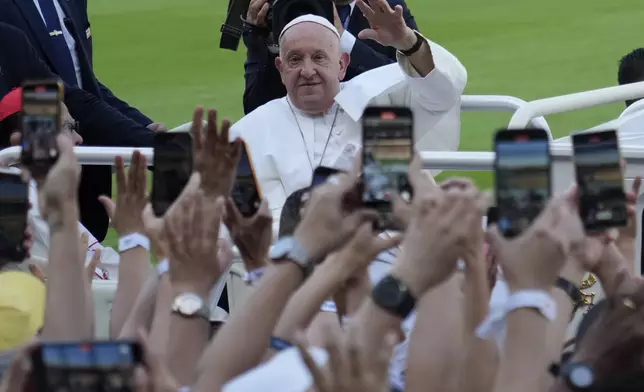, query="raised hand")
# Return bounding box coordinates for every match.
[99,151,148,236]
[224,198,273,271]
[487,192,585,292]
[163,175,228,292]
[38,134,81,222]
[294,155,379,263]
[392,153,437,229]
[355,0,416,50]
[190,106,242,198]
[295,326,397,392]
